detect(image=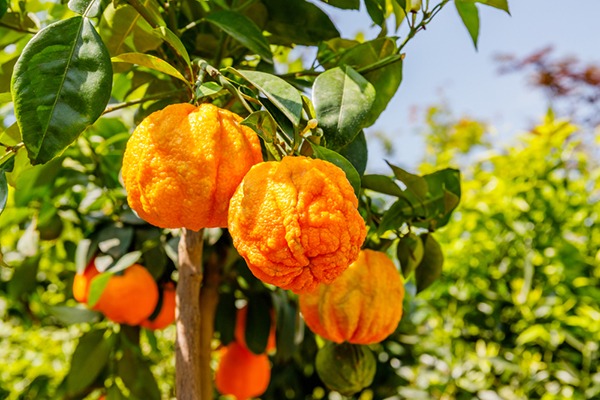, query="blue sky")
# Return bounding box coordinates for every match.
[321,0,600,171]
